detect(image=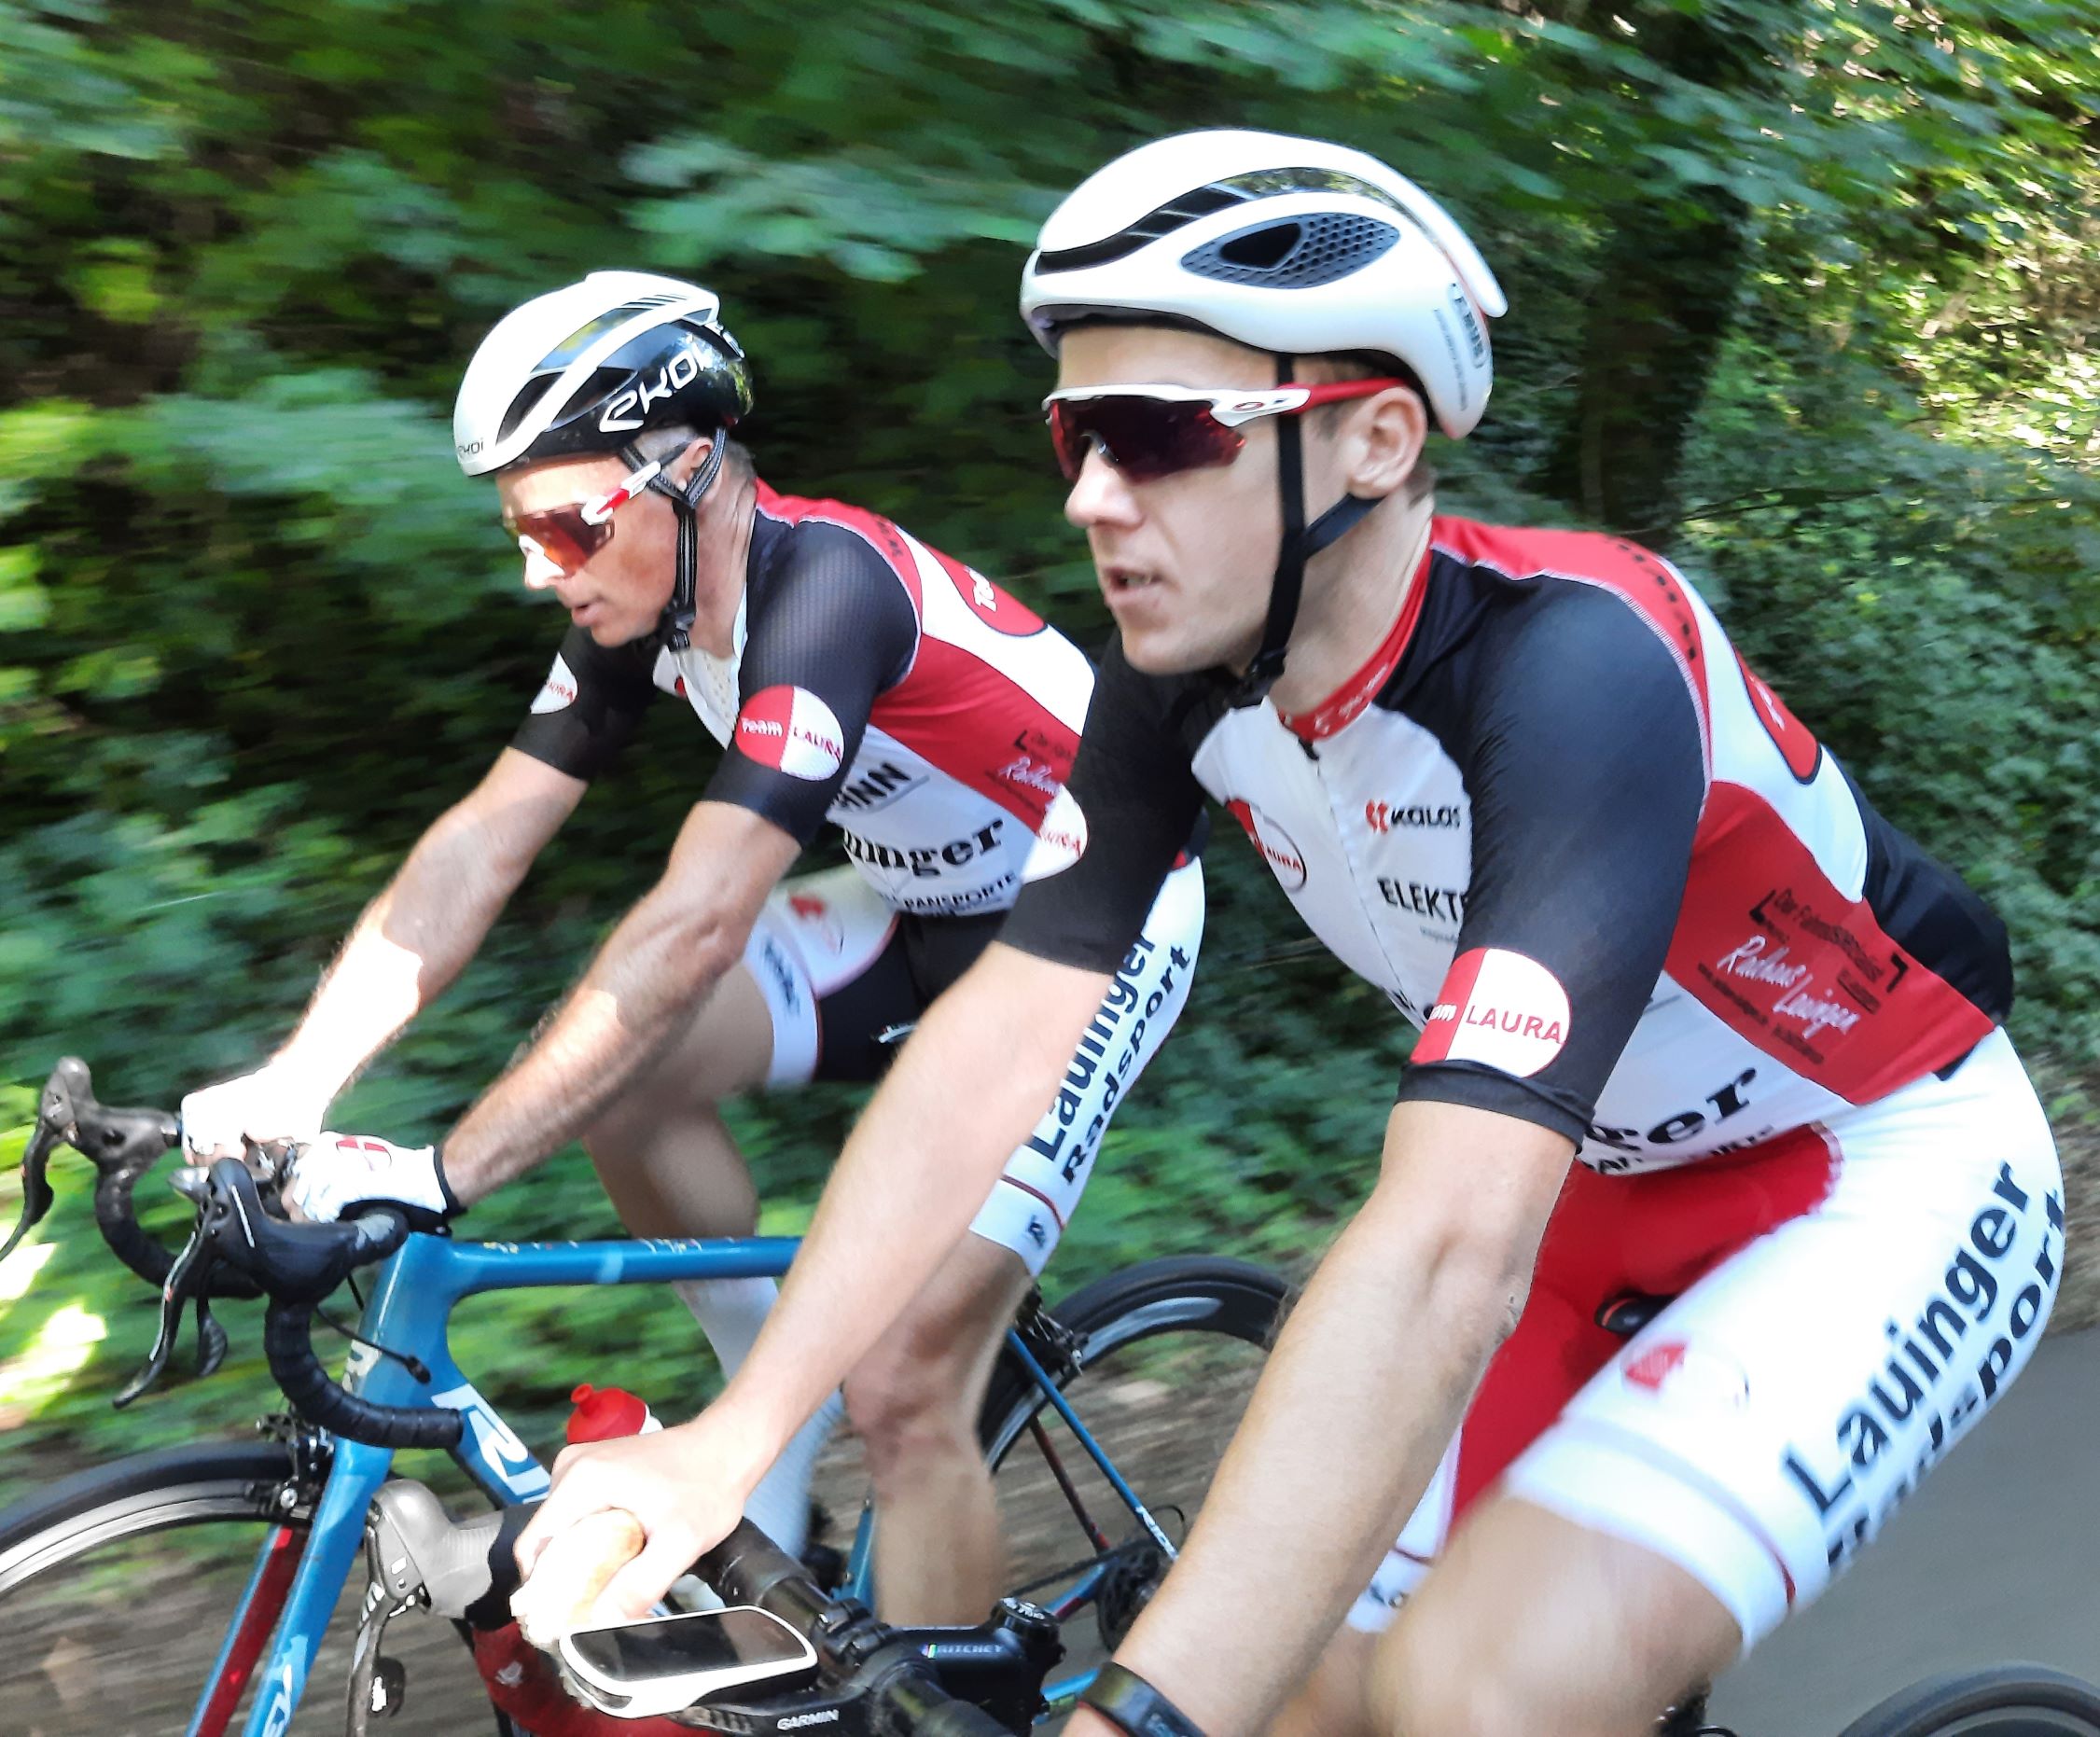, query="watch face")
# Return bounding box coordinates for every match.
[566,1606,813,1687]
